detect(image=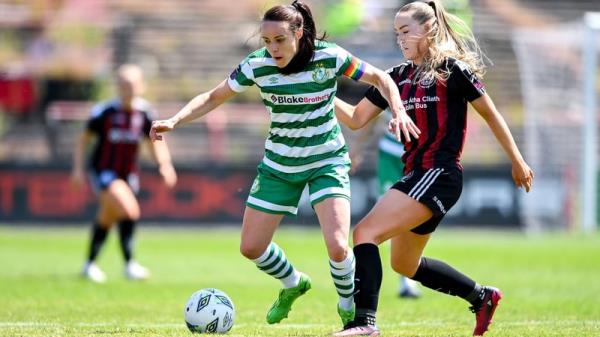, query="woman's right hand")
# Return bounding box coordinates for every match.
[150,118,176,141]
[388,111,420,143]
